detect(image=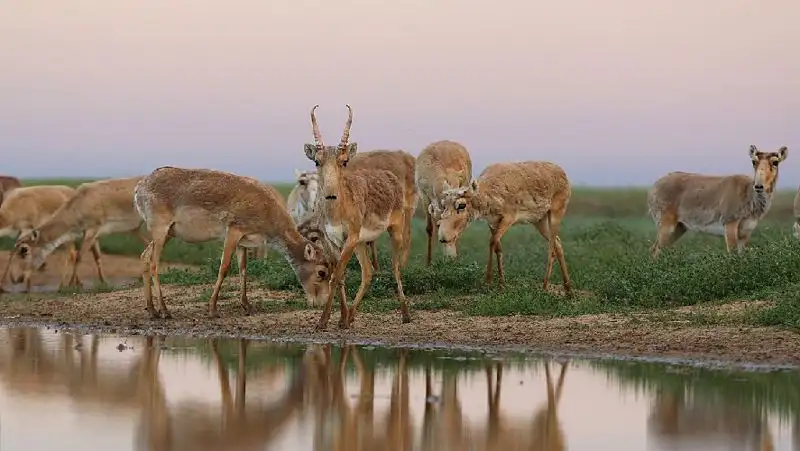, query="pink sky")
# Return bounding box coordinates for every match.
[2,0,799,186]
